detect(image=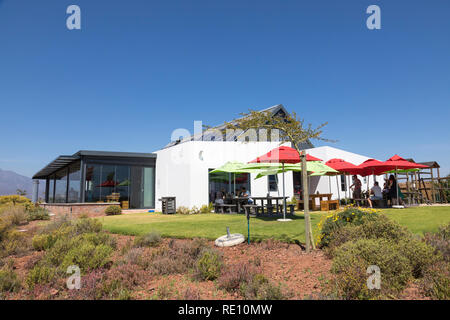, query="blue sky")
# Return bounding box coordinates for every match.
[0,0,449,177]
